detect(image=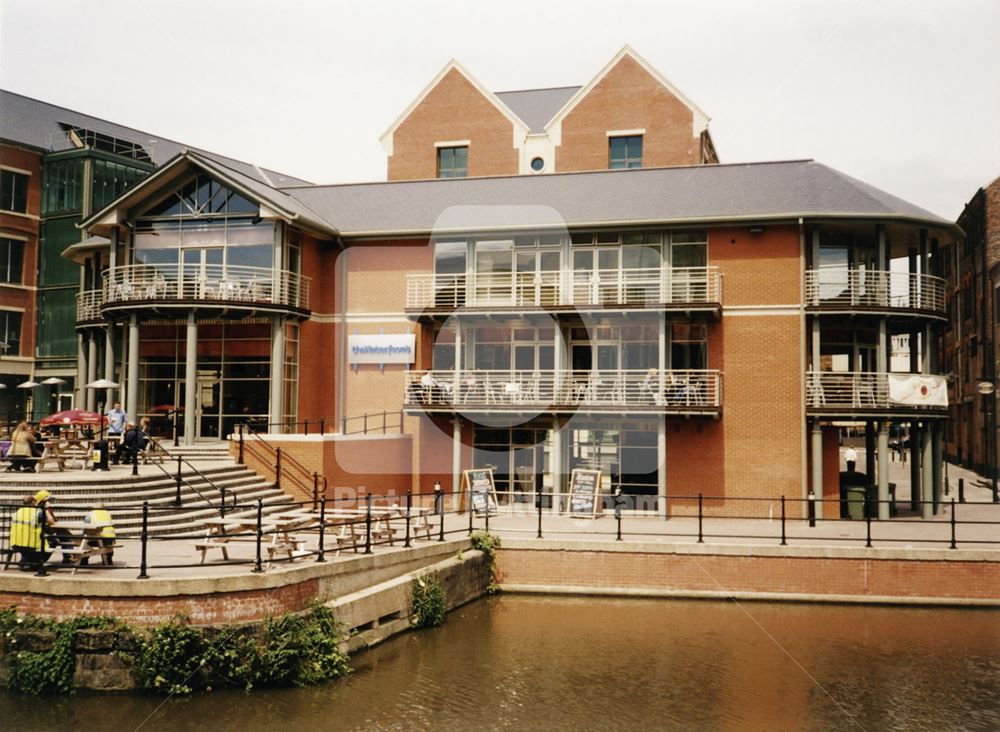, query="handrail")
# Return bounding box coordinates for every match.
[236,412,405,437]
[406,266,722,309]
[807,371,948,411]
[102,263,311,311]
[240,423,315,498]
[805,268,945,313]
[75,289,104,322]
[142,446,231,515]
